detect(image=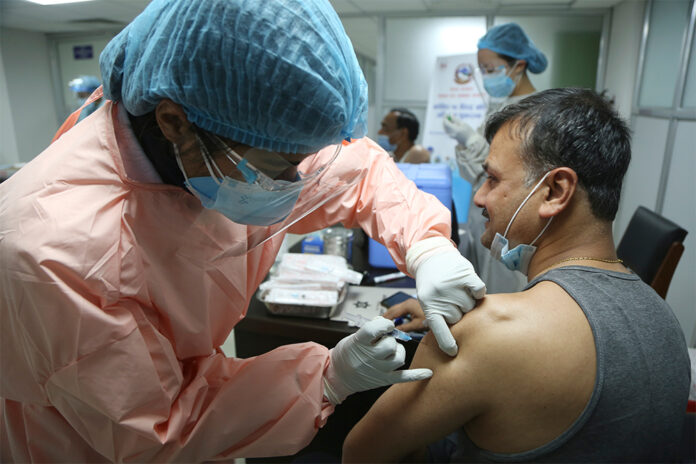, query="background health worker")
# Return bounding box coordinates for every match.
[67,74,104,122]
[0,0,485,461]
[443,22,548,295]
